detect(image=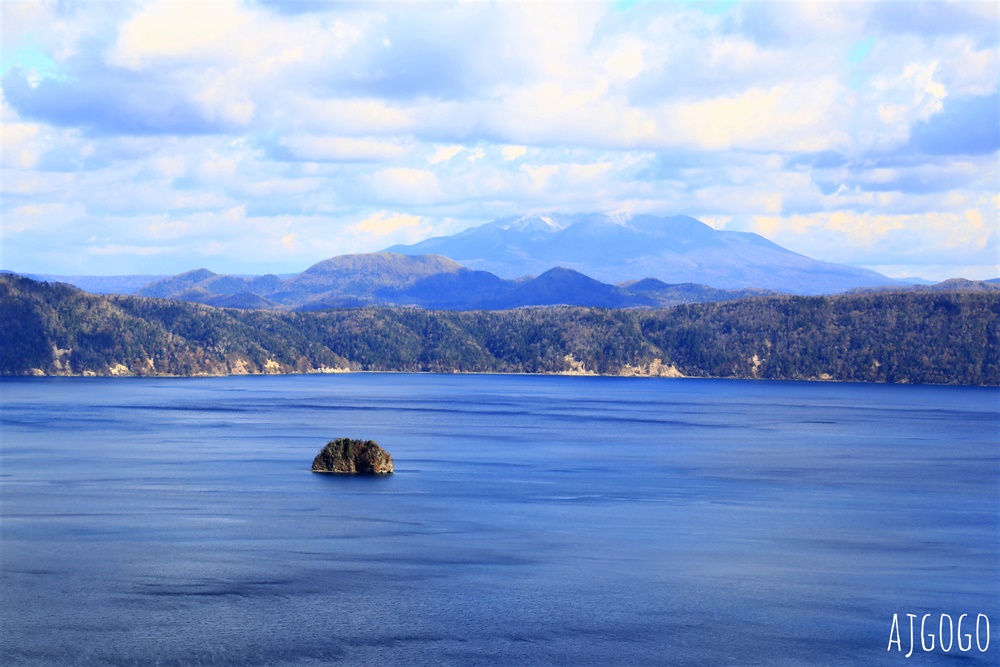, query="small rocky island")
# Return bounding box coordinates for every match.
[311,438,394,474]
